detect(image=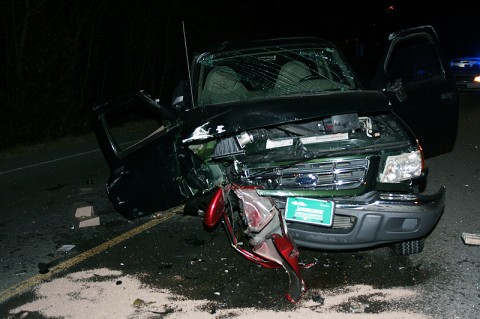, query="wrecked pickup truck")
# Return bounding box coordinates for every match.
[92,25,459,303]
